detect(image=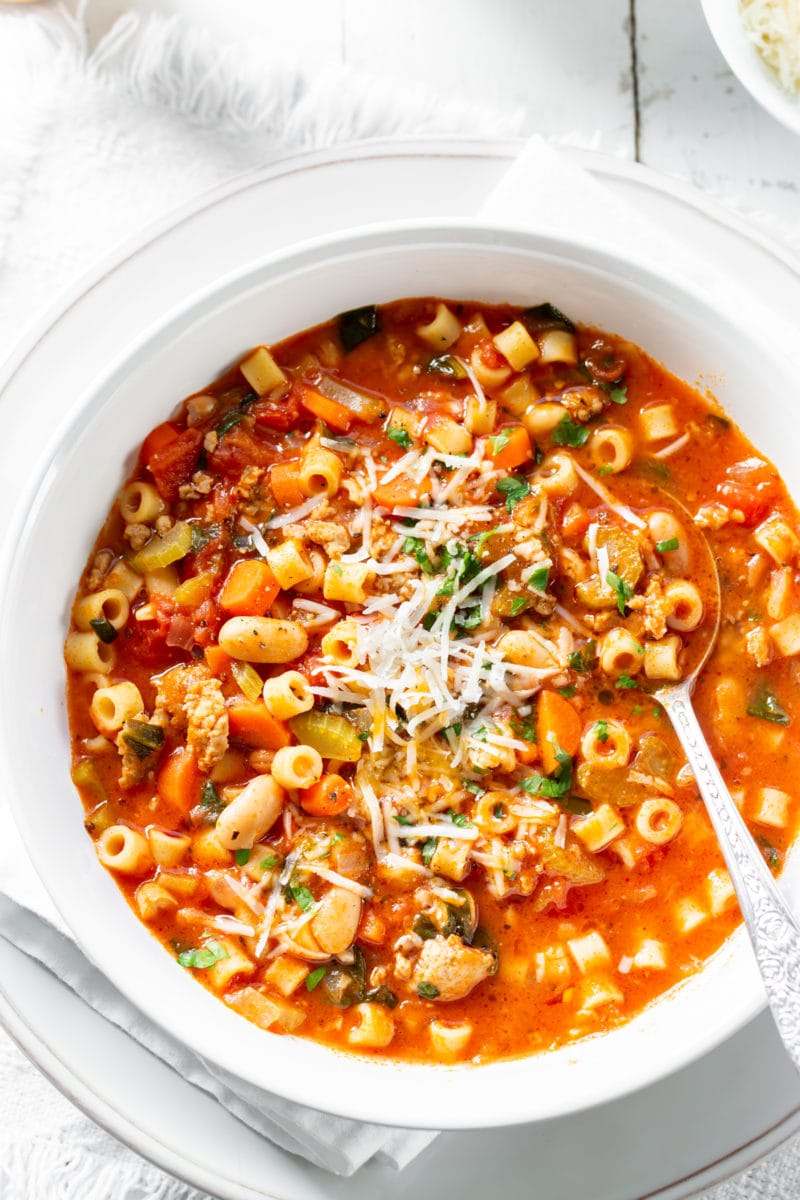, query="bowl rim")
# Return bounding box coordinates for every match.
[0,214,785,1129]
[700,0,800,135]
